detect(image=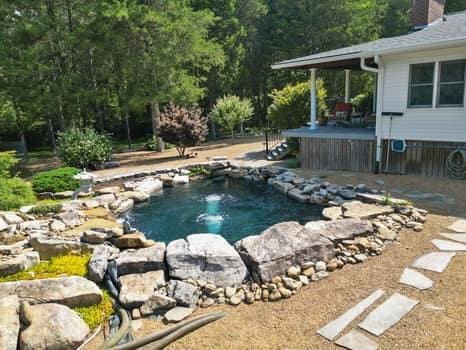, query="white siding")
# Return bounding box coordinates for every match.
[377,46,466,142]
